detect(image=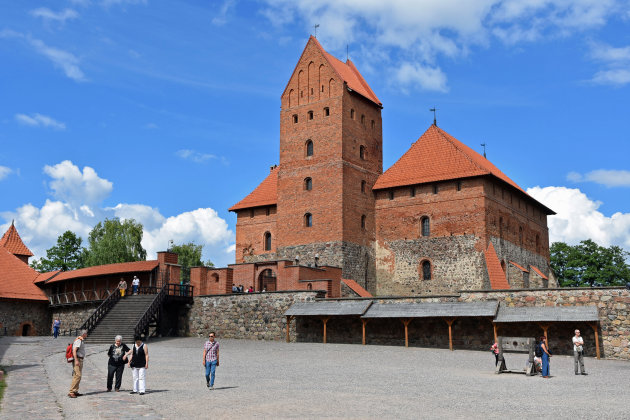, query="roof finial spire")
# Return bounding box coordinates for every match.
[429,107,437,126]
[313,24,319,38]
[346,44,349,61]
[481,143,487,159]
